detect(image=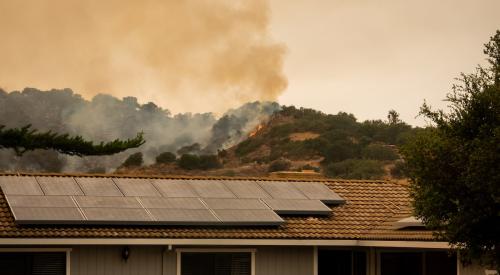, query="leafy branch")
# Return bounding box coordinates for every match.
[0,125,145,156]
